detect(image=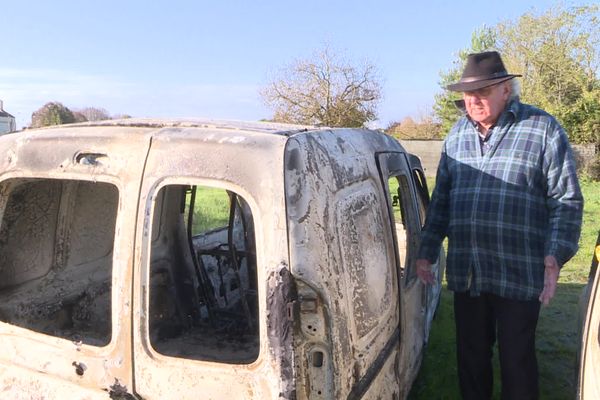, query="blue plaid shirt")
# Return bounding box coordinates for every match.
[418,100,583,300]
